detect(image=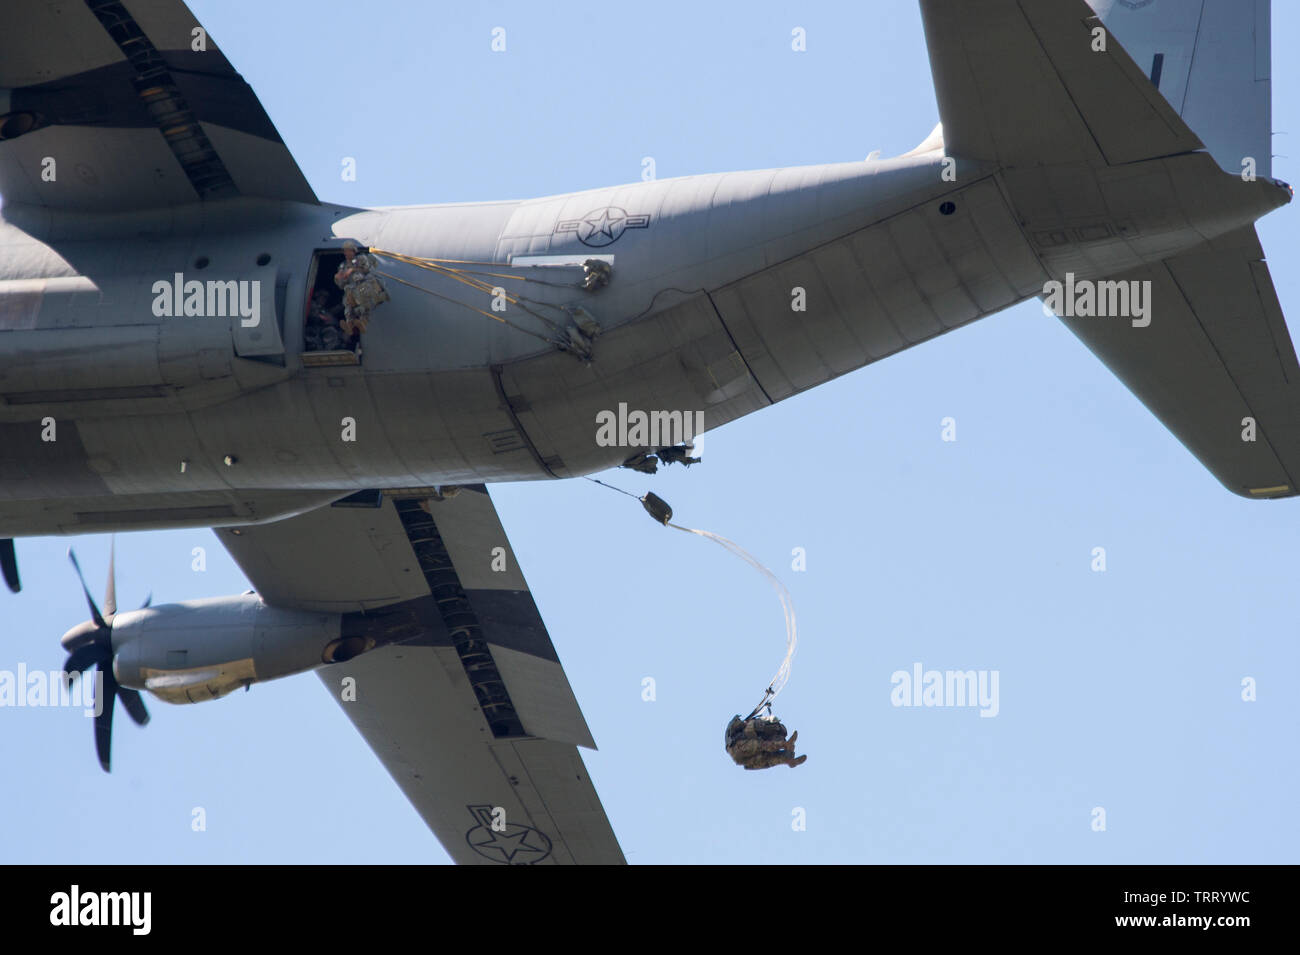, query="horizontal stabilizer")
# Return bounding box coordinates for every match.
[1057,226,1300,498]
